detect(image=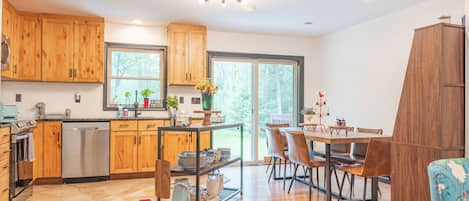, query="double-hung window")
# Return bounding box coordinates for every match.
[104,43,167,110]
